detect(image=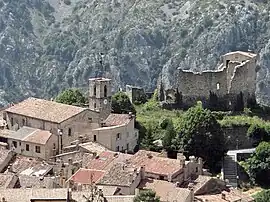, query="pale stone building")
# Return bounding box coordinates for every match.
[92,113,139,152]
[0,126,57,160]
[3,97,99,153]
